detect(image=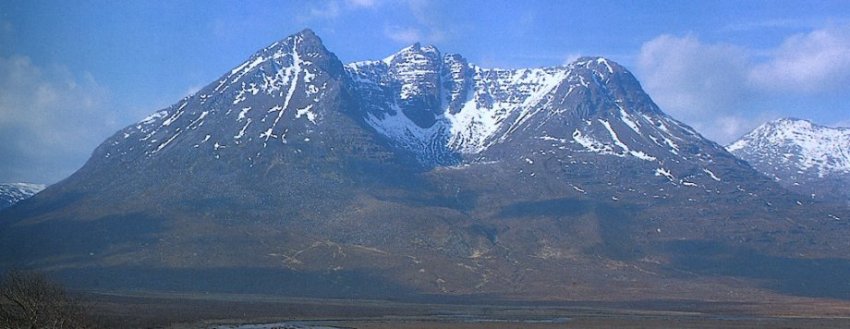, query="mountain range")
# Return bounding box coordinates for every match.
[1,29,849,302]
